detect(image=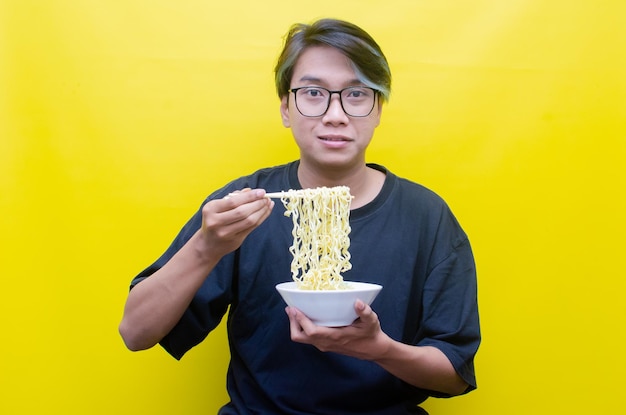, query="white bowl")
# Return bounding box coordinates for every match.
[276,281,383,327]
